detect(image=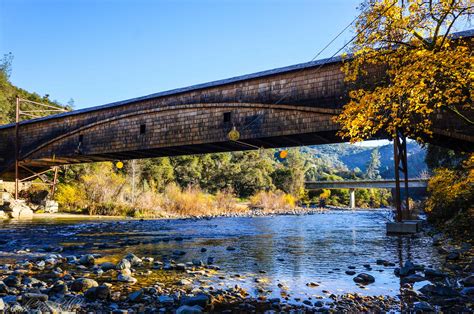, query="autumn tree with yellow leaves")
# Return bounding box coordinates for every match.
[335,0,473,143]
